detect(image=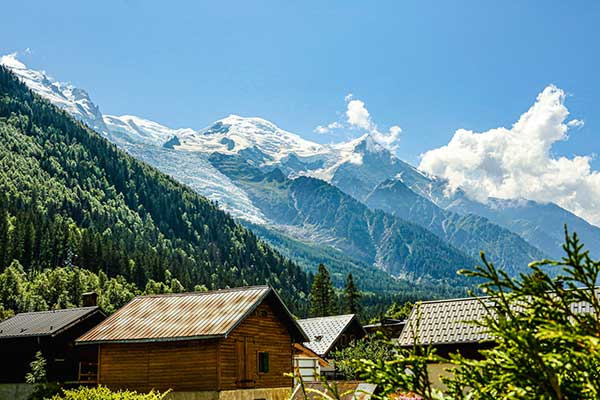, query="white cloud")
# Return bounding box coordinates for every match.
[419,85,600,226]
[314,121,343,134]
[314,95,403,150]
[372,125,402,151]
[567,119,585,128]
[346,99,373,130]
